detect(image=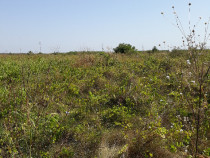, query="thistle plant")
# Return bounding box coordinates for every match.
[162,2,210,157]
